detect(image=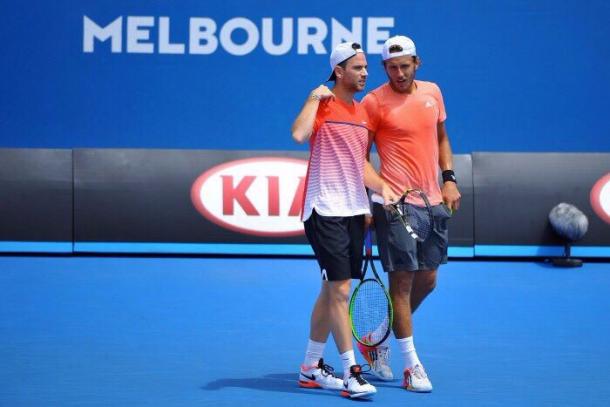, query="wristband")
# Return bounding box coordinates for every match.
[442,170,457,184]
